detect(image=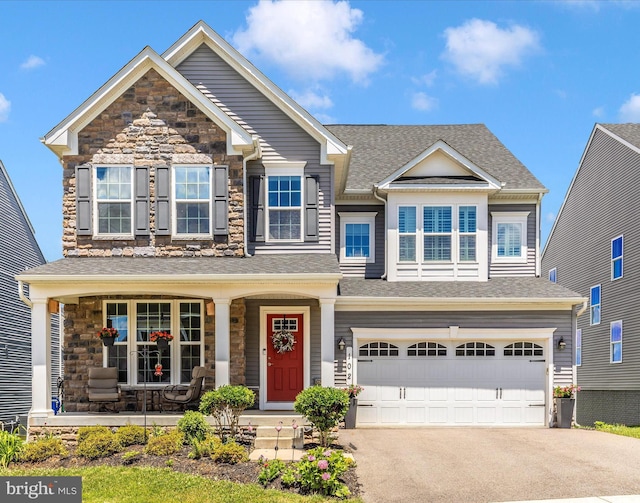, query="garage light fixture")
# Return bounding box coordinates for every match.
[557,336,566,350]
[337,338,346,351]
